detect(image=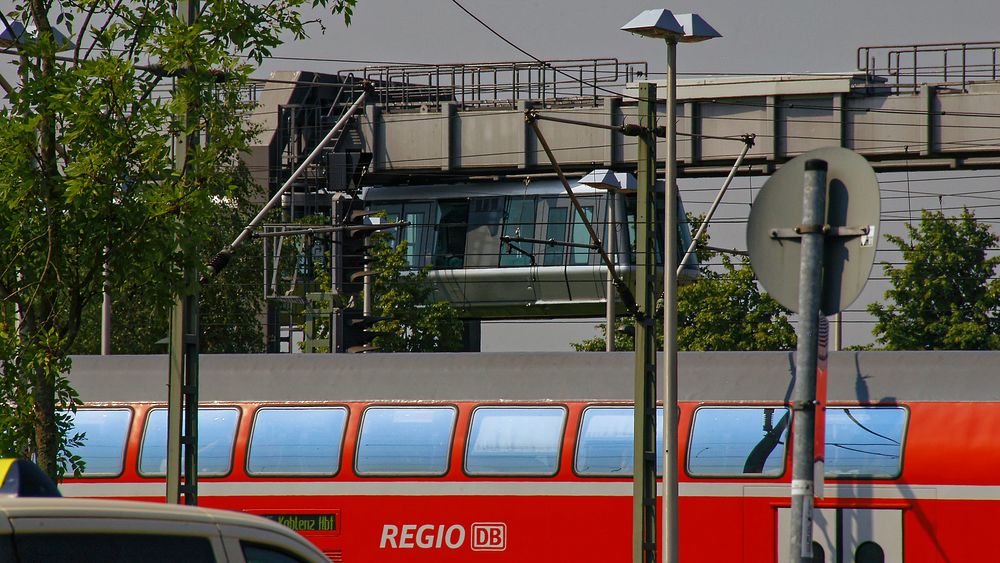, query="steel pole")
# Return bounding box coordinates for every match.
[606,191,616,351]
[633,82,658,563]
[789,159,828,562]
[663,38,680,563]
[167,0,199,506]
[101,249,111,355]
